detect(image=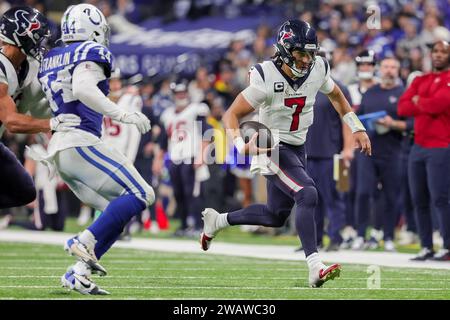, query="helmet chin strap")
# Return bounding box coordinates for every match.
[288,64,306,78]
